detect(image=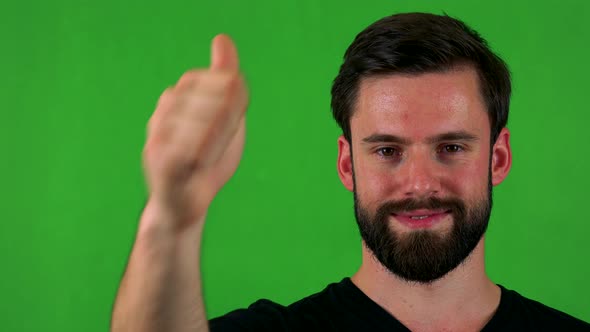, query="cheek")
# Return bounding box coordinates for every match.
[444,168,483,196]
[353,158,391,201]
[352,128,493,198]
[355,156,490,201]
[448,156,491,199]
